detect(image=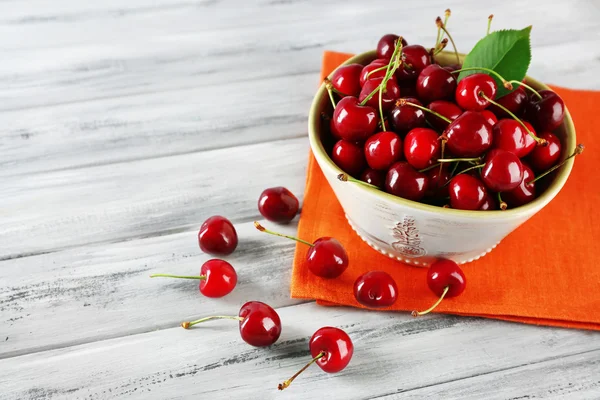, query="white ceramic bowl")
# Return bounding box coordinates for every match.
[308,51,576,266]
